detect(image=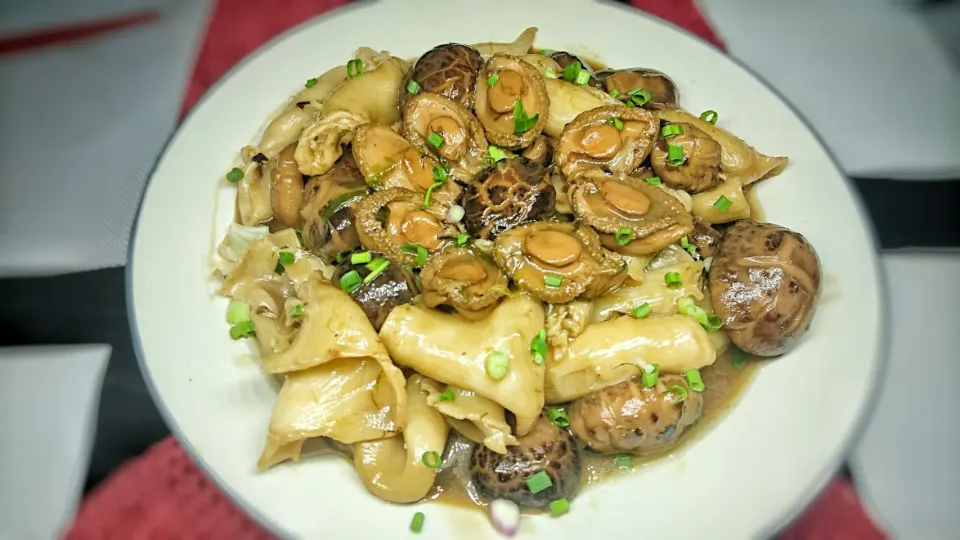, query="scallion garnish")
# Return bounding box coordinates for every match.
[543,68,558,79]
[335,251,348,264]
[625,100,636,108]
[226,300,250,325]
[513,98,539,134]
[661,124,684,138]
[487,72,499,87]
[614,226,633,246]
[676,295,723,332]
[667,144,686,165]
[680,235,697,257]
[546,407,569,428]
[645,176,662,186]
[561,61,582,83]
[427,131,445,149]
[346,59,363,78]
[401,244,429,266]
[609,116,624,131]
[684,369,705,392]
[608,89,620,99]
[304,78,318,88]
[641,363,659,388]
[225,167,244,183]
[704,314,723,331]
[421,450,442,469]
[732,351,748,370]
[278,251,295,265]
[549,498,570,517]
[288,303,304,318]
[363,258,390,283]
[438,389,455,401]
[488,145,507,163]
[322,189,366,219]
[406,79,420,94]
[530,328,547,365]
[525,471,553,494]
[700,110,718,125]
[667,384,688,404]
[574,69,590,85]
[714,195,732,212]
[455,233,470,247]
[432,166,448,183]
[423,181,445,208]
[410,512,425,533]
[229,320,256,340]
[339,270,362,293]
[628,87,652,106]
[544,274,563,288]
[485,350,509,380]
[664,271,682,289]
[351,251,372,265]
[633,302,652,319]
[539,49,555,56]
[615,454,631,468]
